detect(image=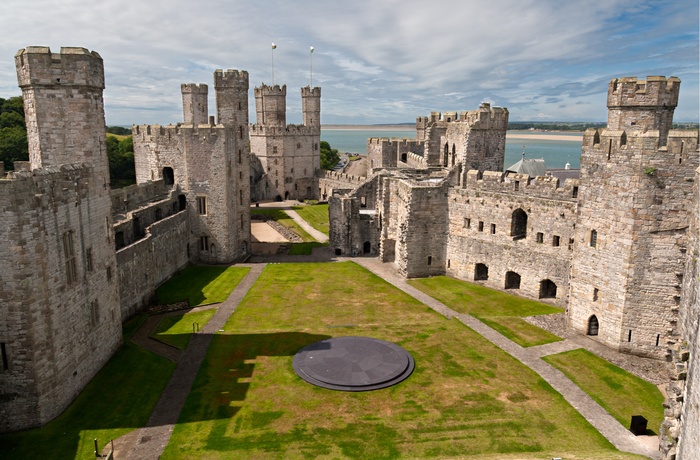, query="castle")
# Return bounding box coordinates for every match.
[0,46,698,458]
